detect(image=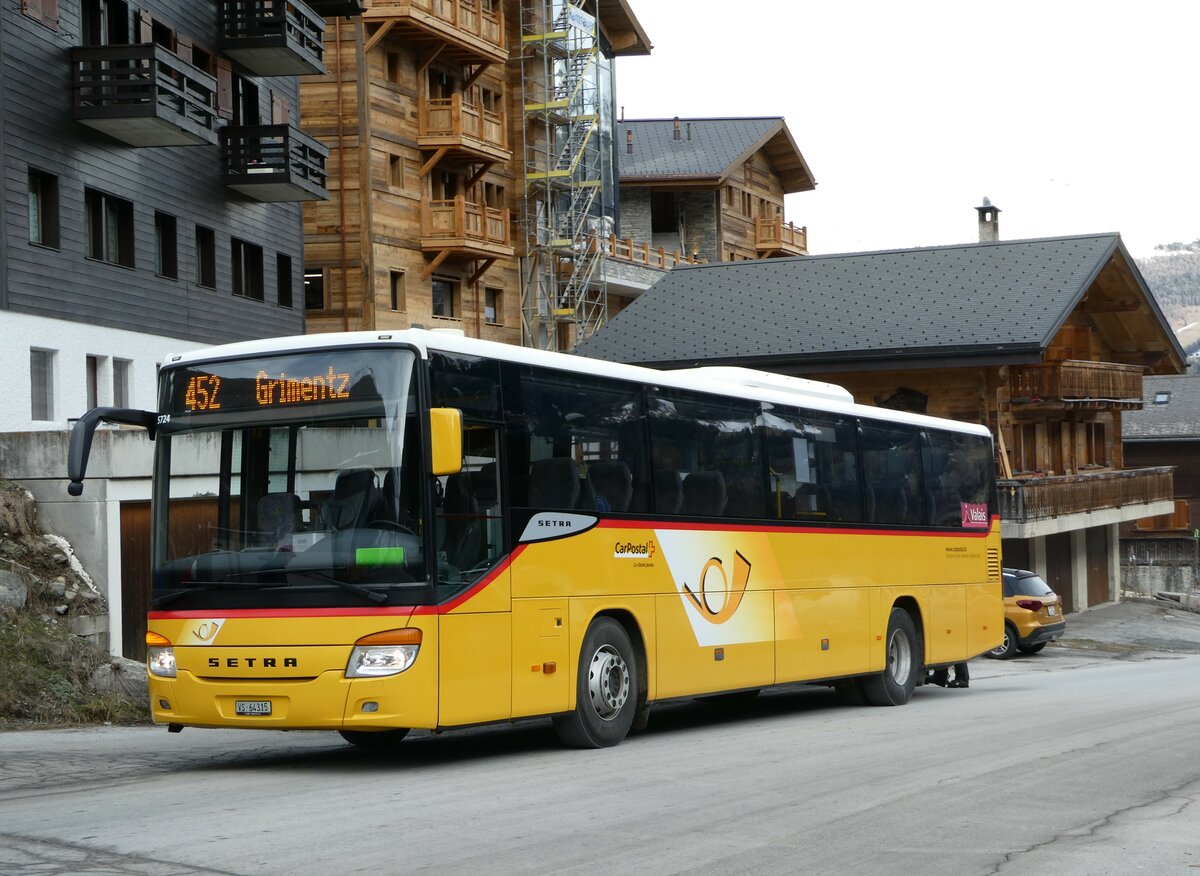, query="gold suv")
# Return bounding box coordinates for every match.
[986,568,1066,659]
